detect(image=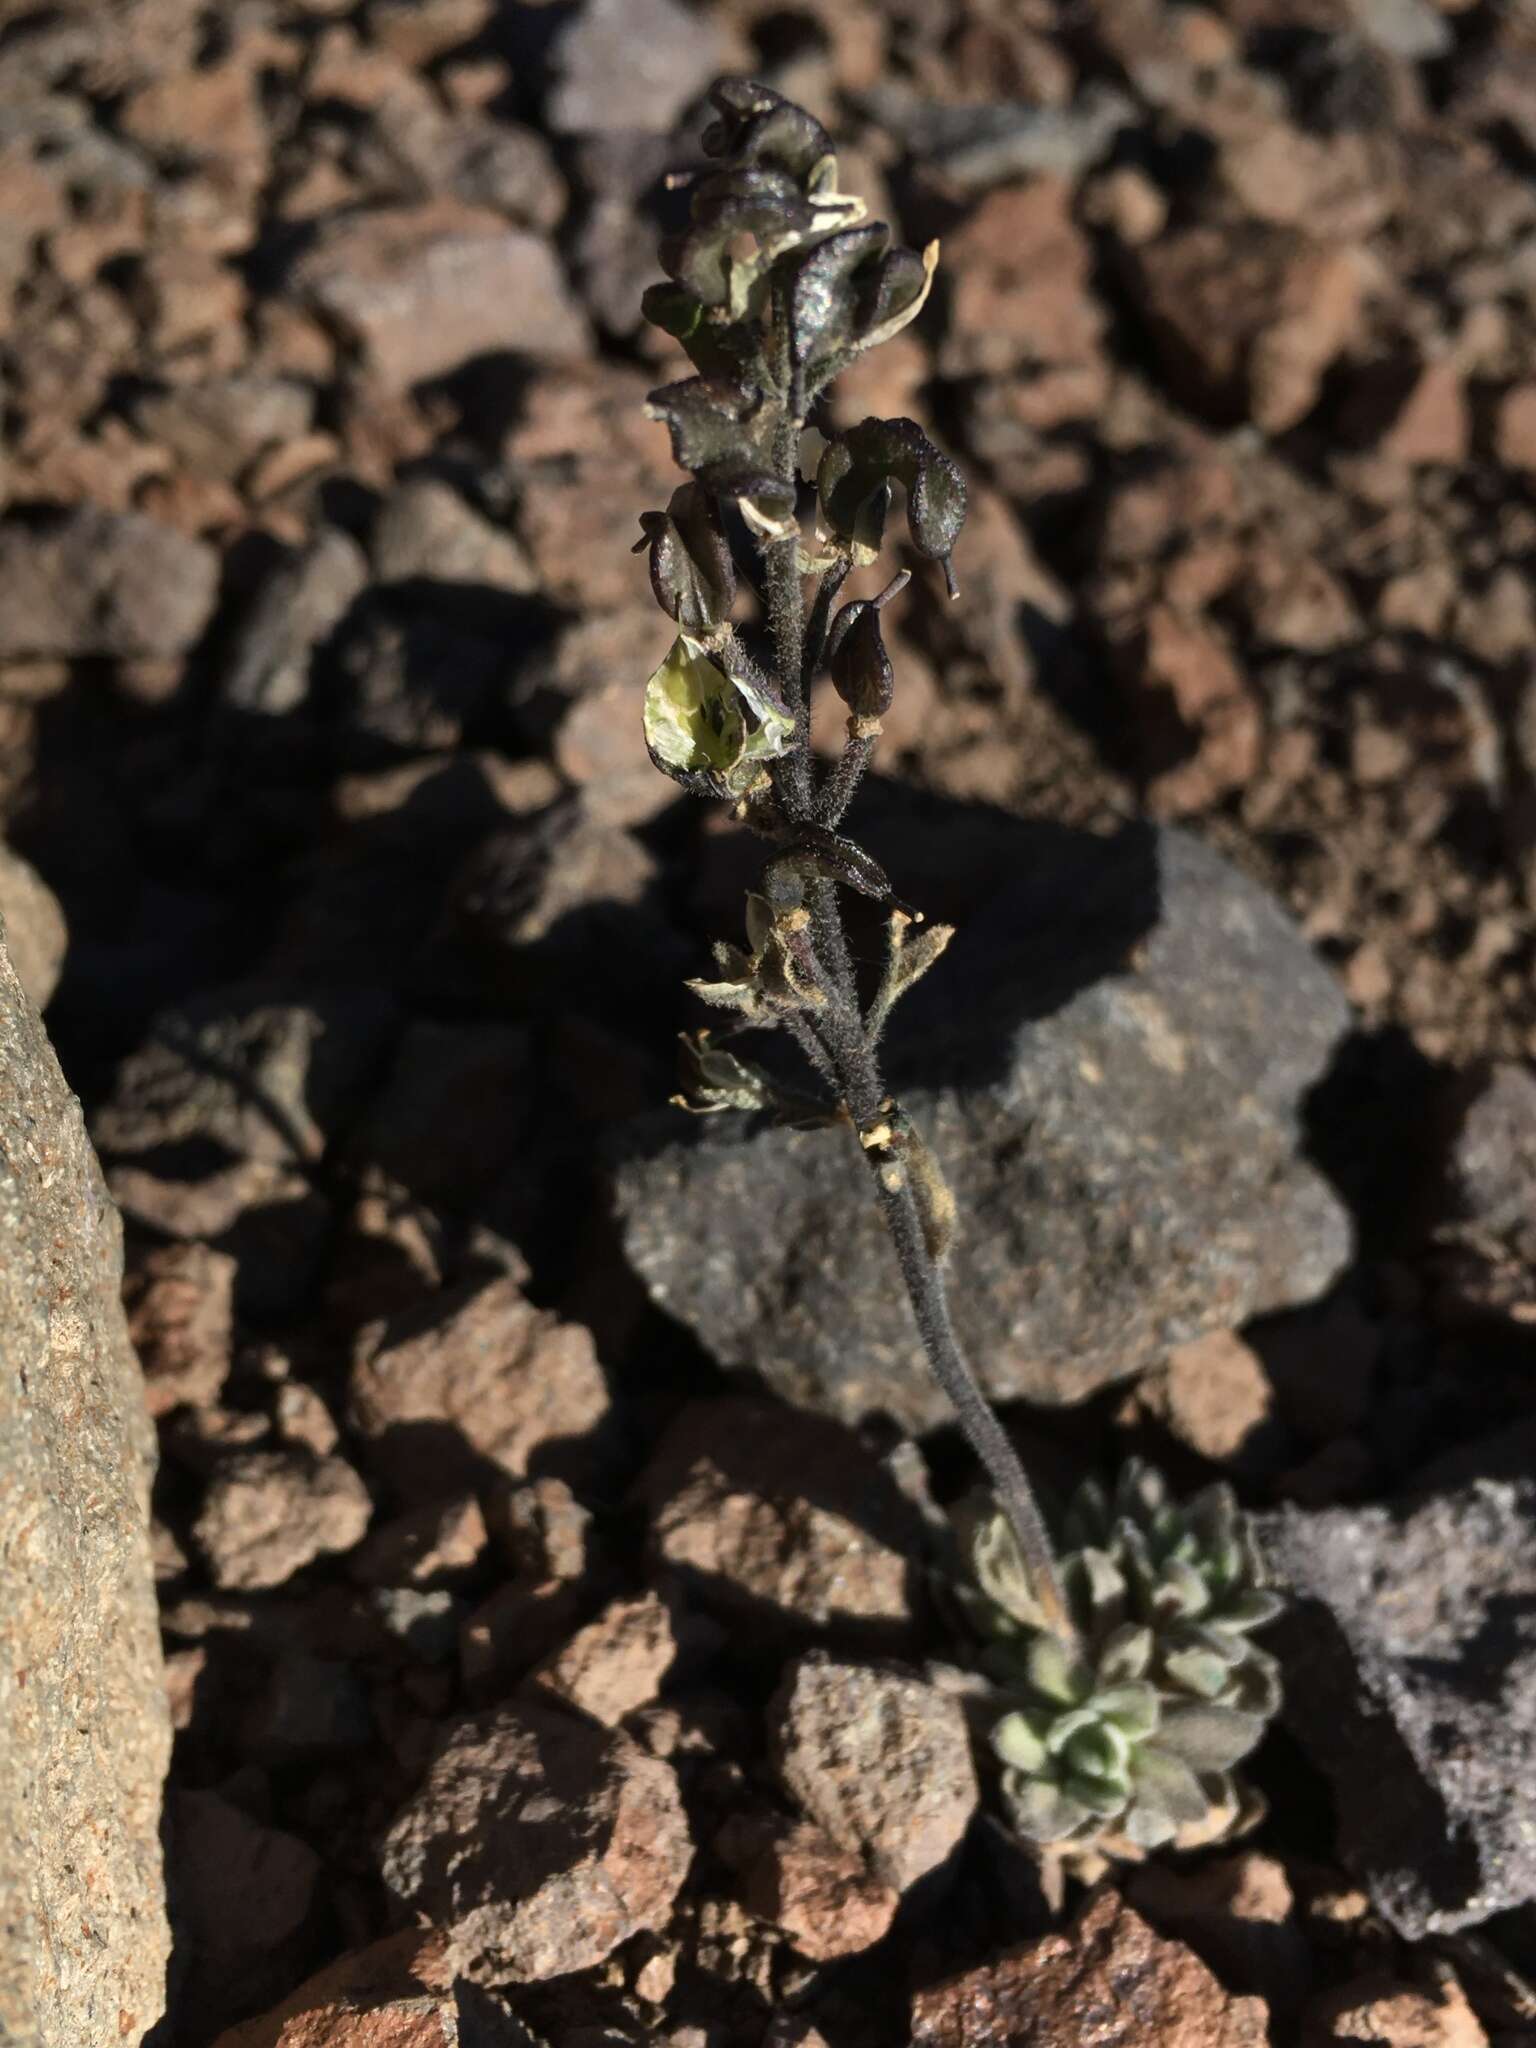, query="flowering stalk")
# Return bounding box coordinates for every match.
[637,81,1073,1642]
